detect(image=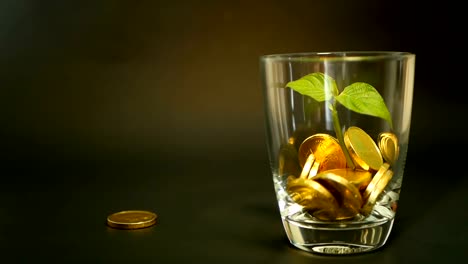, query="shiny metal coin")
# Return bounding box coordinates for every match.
[361,169,394,216]
[287,177,339,218]
[298,133,346,173]
[344,126,383,171]
[107,210,157,230]
[308,160,320,179]
[319,168,372,191]
[314,173,363,220]
[378,132,399,165]
[300,153,316,179]
[362,163,390,202]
